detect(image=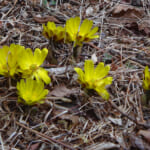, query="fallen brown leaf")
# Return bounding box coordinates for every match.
[28,143,40,150]
[49,85,78,97]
